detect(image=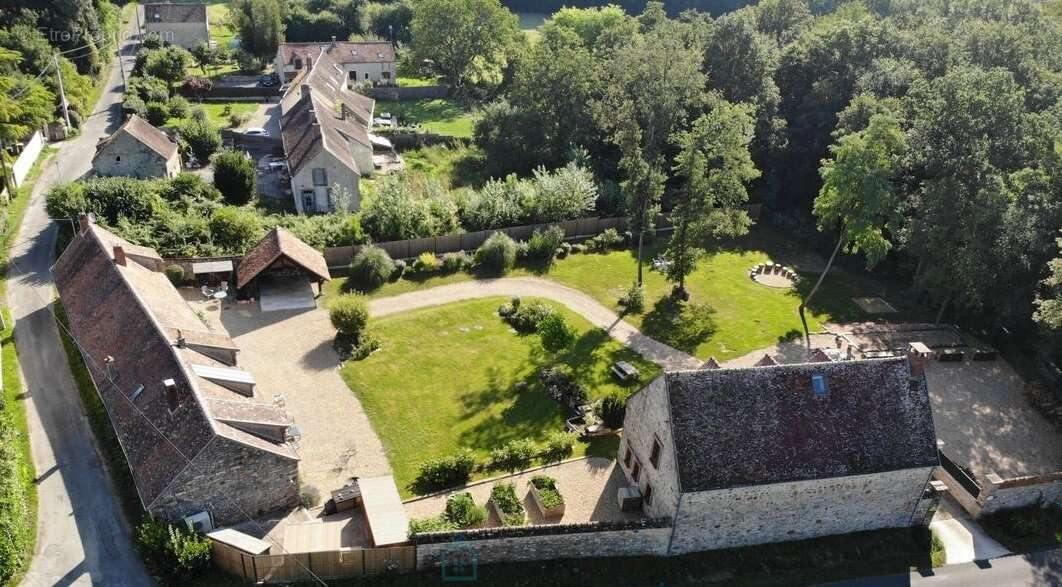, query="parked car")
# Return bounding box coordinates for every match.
[258,74,278,87]
[244,127,269,137]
